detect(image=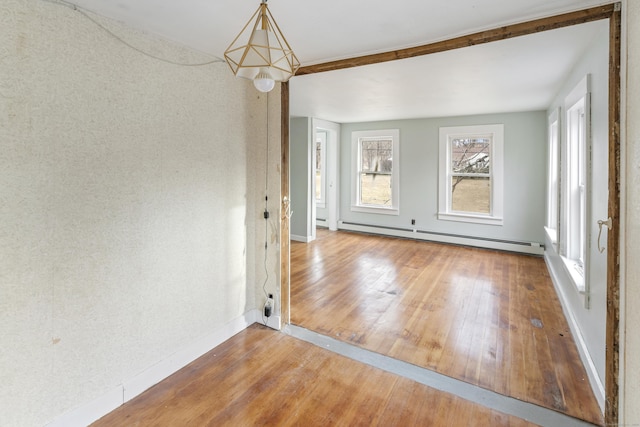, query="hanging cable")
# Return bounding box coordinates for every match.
[265,91,270,199]
[41,0,225,67]
[262,92,271,326]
